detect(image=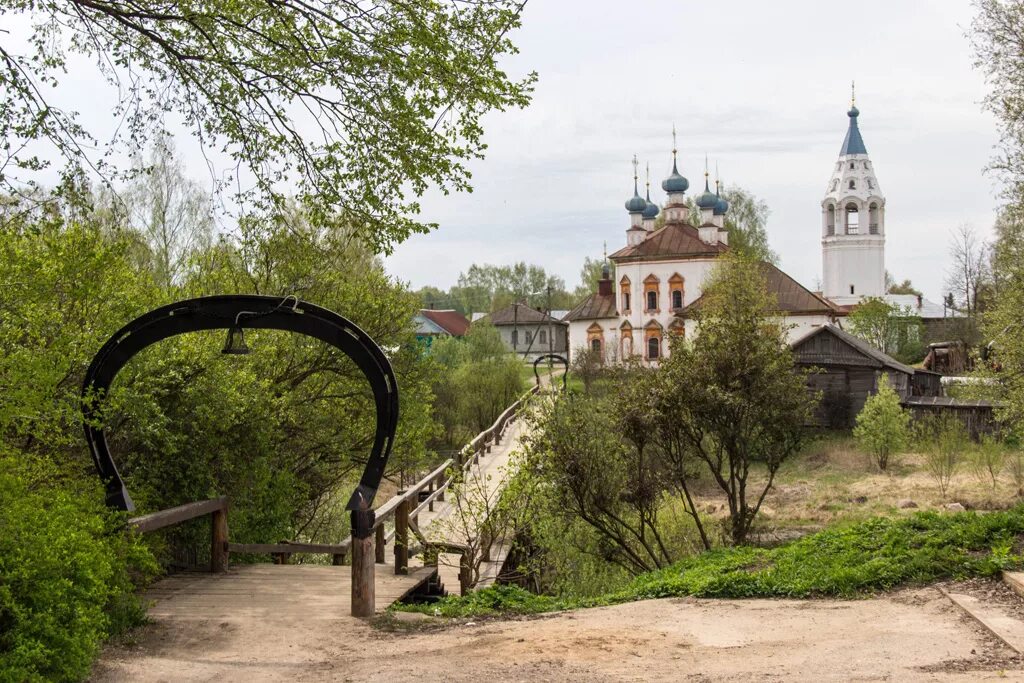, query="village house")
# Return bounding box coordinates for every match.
[481,302,568,359]
[414,309,471,348]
